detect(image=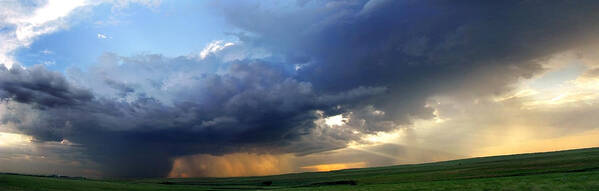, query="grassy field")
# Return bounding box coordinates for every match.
[2,147,599,190]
